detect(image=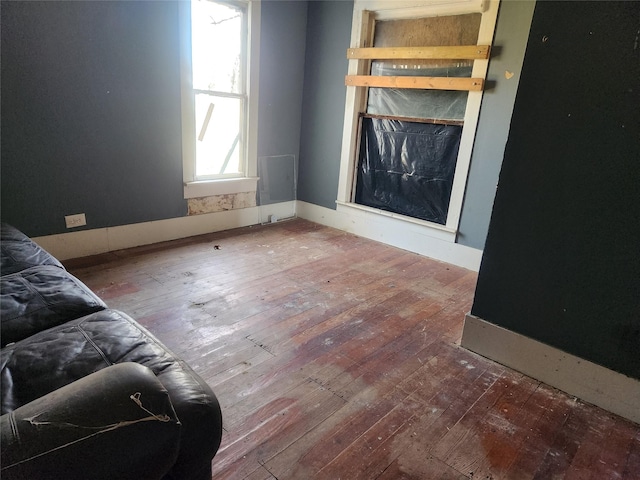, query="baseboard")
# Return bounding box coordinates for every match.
[34,200,481,270]
[296,201,483,271]
[32,201,296,261]
[461,314,640,424]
